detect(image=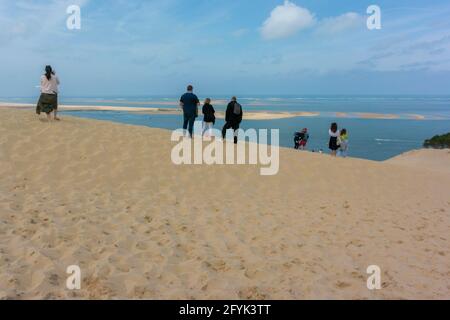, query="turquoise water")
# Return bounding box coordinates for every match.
[3,95,450,119]
[62,110,450,161]
[3,95,449,161]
